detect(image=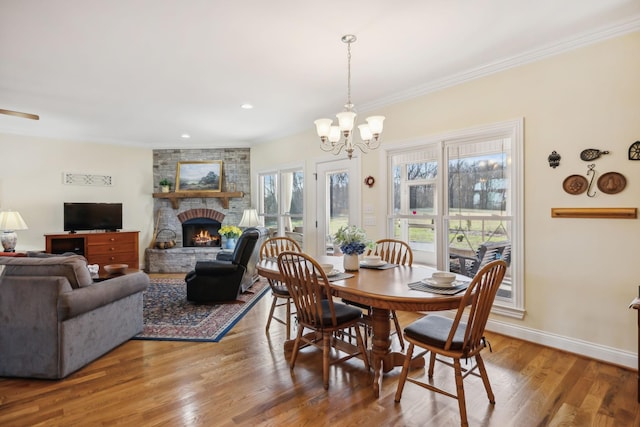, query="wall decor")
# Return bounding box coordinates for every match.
[547,151,561,168]
[63,172,113,186]
[580,148,609,161]
[364,176,375,187]
[585,164,597,197]
[175,161,223,192]
[551,207,637,219]
[562,174,588,195]
[628,141,640,160]
[597,172,626,194]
